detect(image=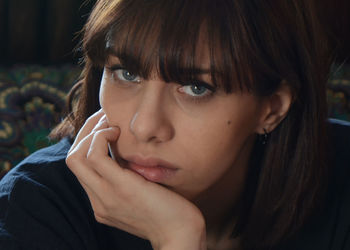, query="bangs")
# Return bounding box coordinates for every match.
[85,0,284,94]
